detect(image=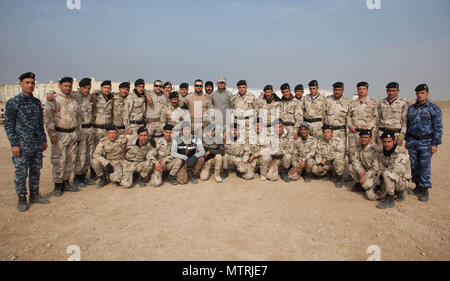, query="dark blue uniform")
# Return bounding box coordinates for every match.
[4,93,47,195]
[405,99,443,189]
